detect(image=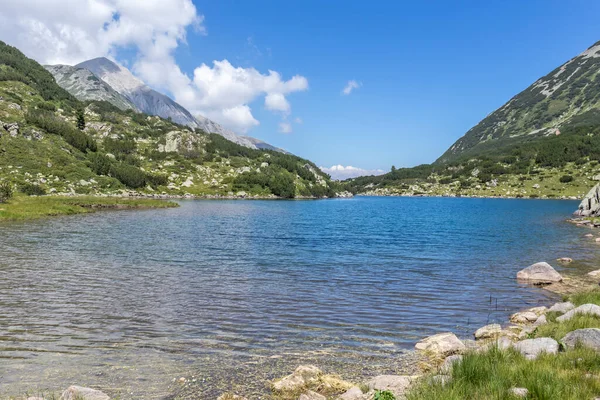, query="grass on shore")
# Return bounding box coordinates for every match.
[407,345,600,400]
[407,289,600,400]
[0,194,178,220]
